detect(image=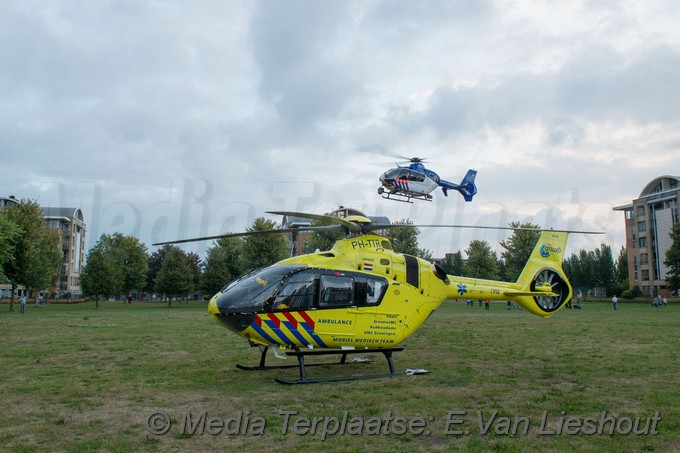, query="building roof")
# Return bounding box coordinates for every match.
[613,175,680,211]
[639,175,680,198]
[42,207,84,222]
[0,196,20,207]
